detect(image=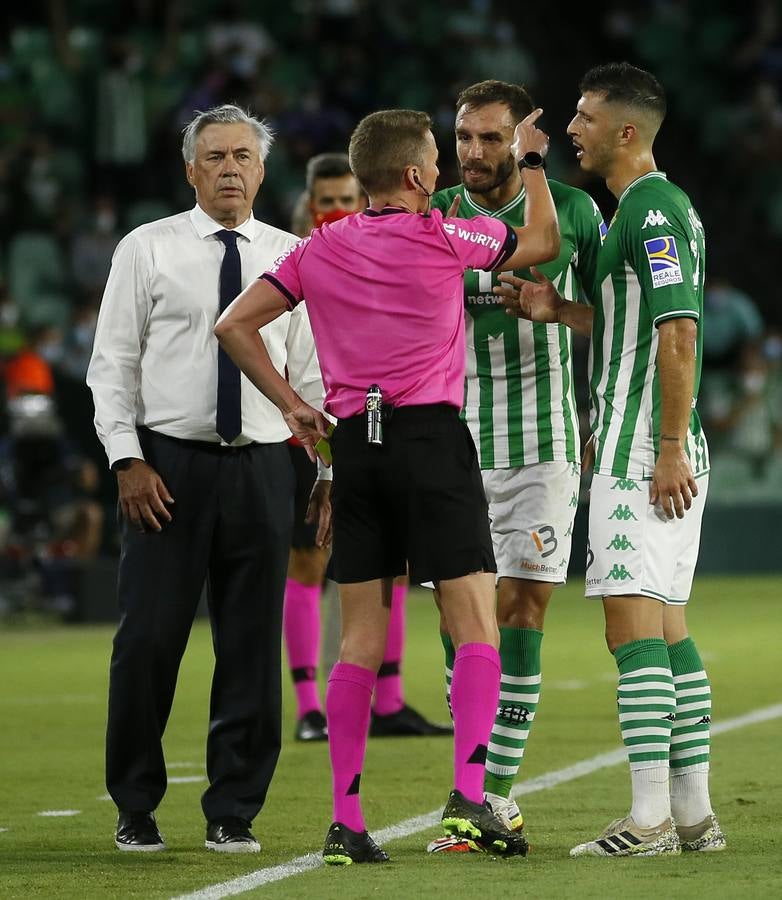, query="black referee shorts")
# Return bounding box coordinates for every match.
[287,441,318,549]
[329,403,496,585]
